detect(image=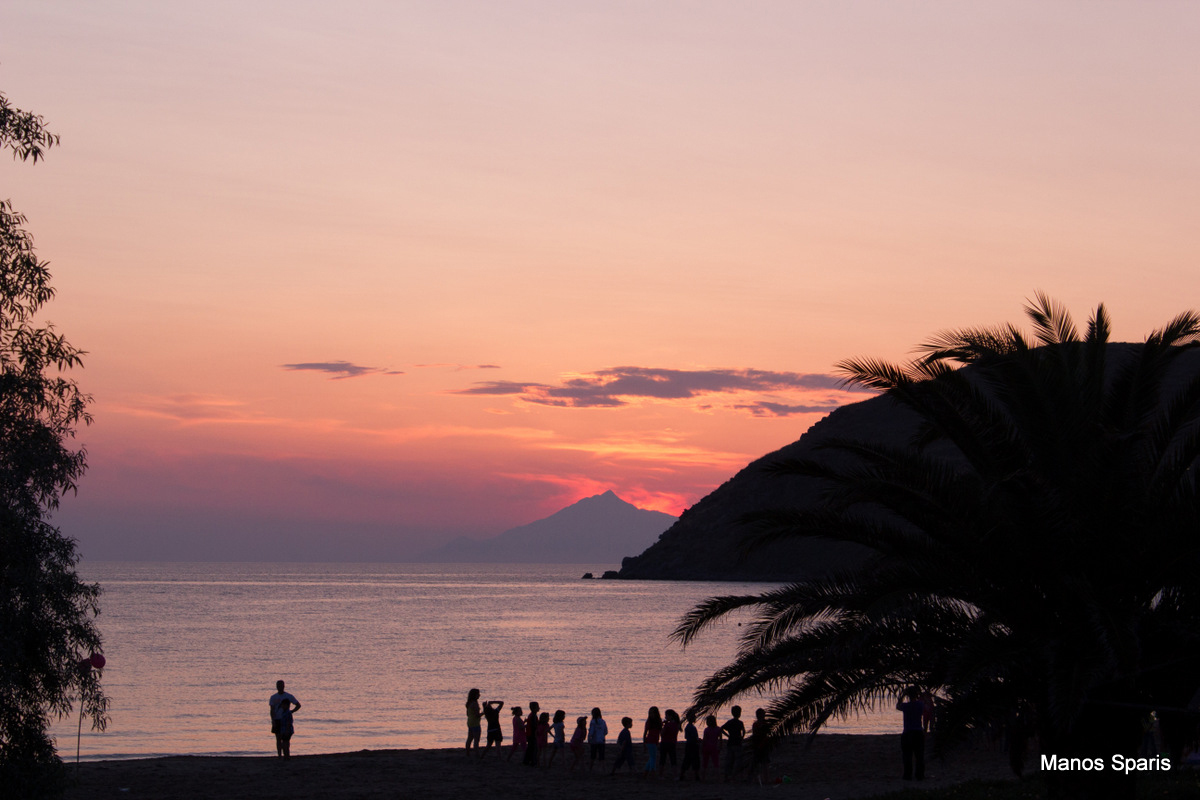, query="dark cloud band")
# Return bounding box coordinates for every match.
[733,401,844,417]
[456,366,869,410]
[282,361,403,379]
